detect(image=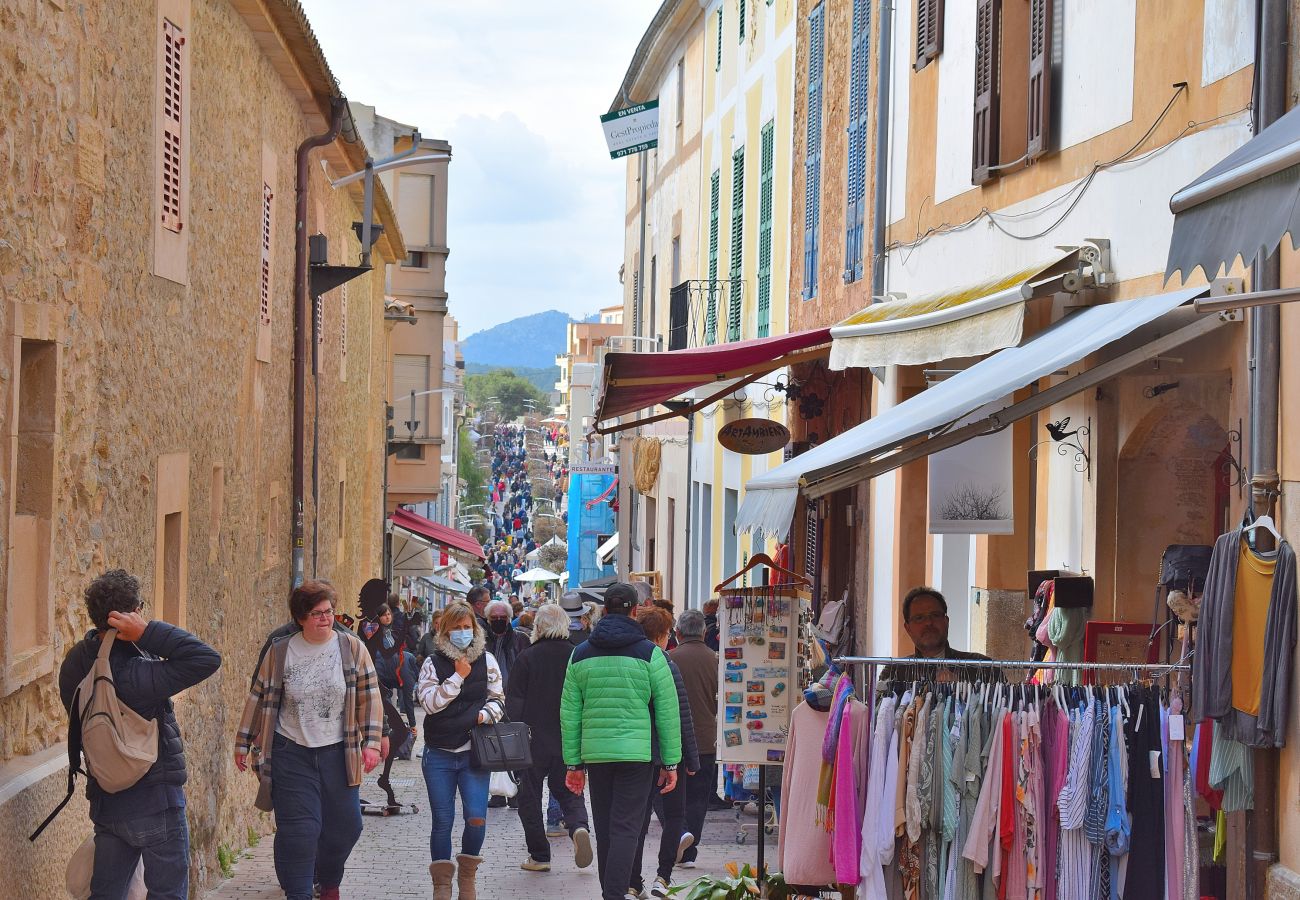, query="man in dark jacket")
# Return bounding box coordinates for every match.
[506,604,593,873]
[58,569,221,900]
[669,609,719,866]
